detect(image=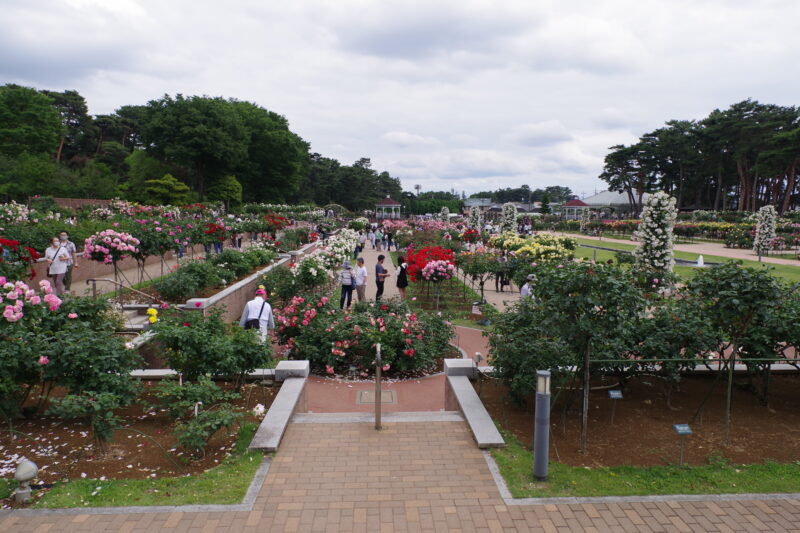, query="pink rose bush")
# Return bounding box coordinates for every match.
[84,229,140,264]
[274,297,452,377]
[420,260,455,283]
